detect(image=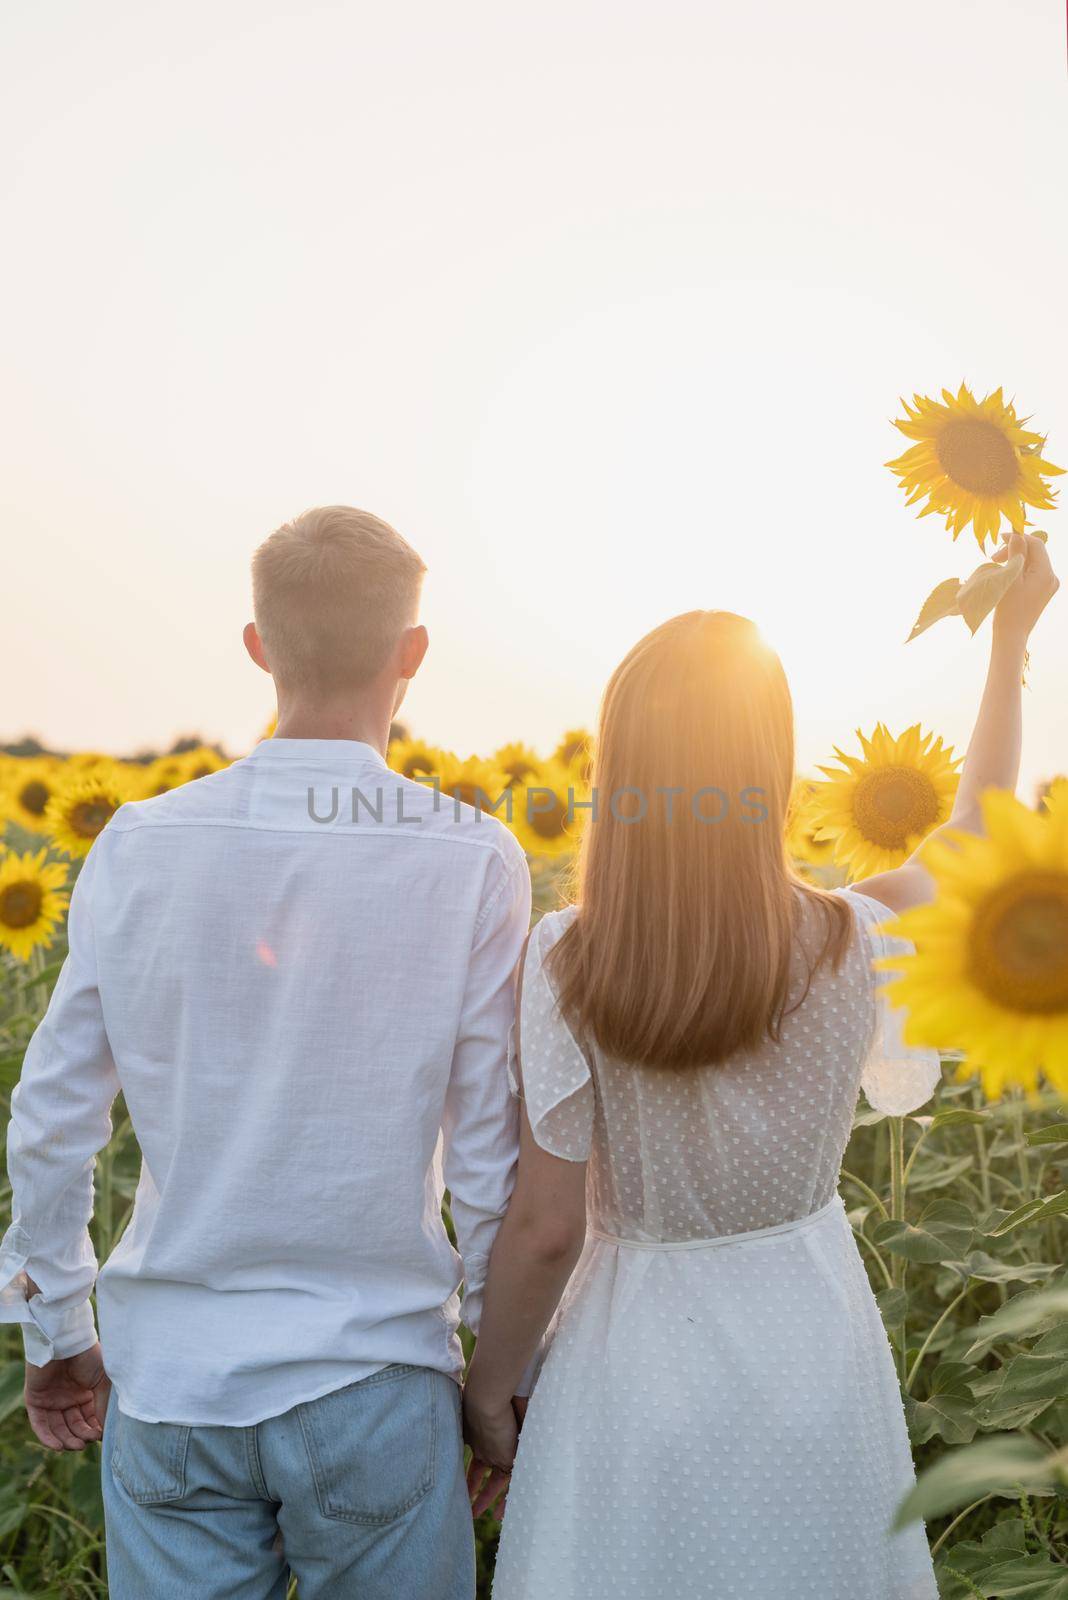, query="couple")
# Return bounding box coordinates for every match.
[0,506,1057,1599]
